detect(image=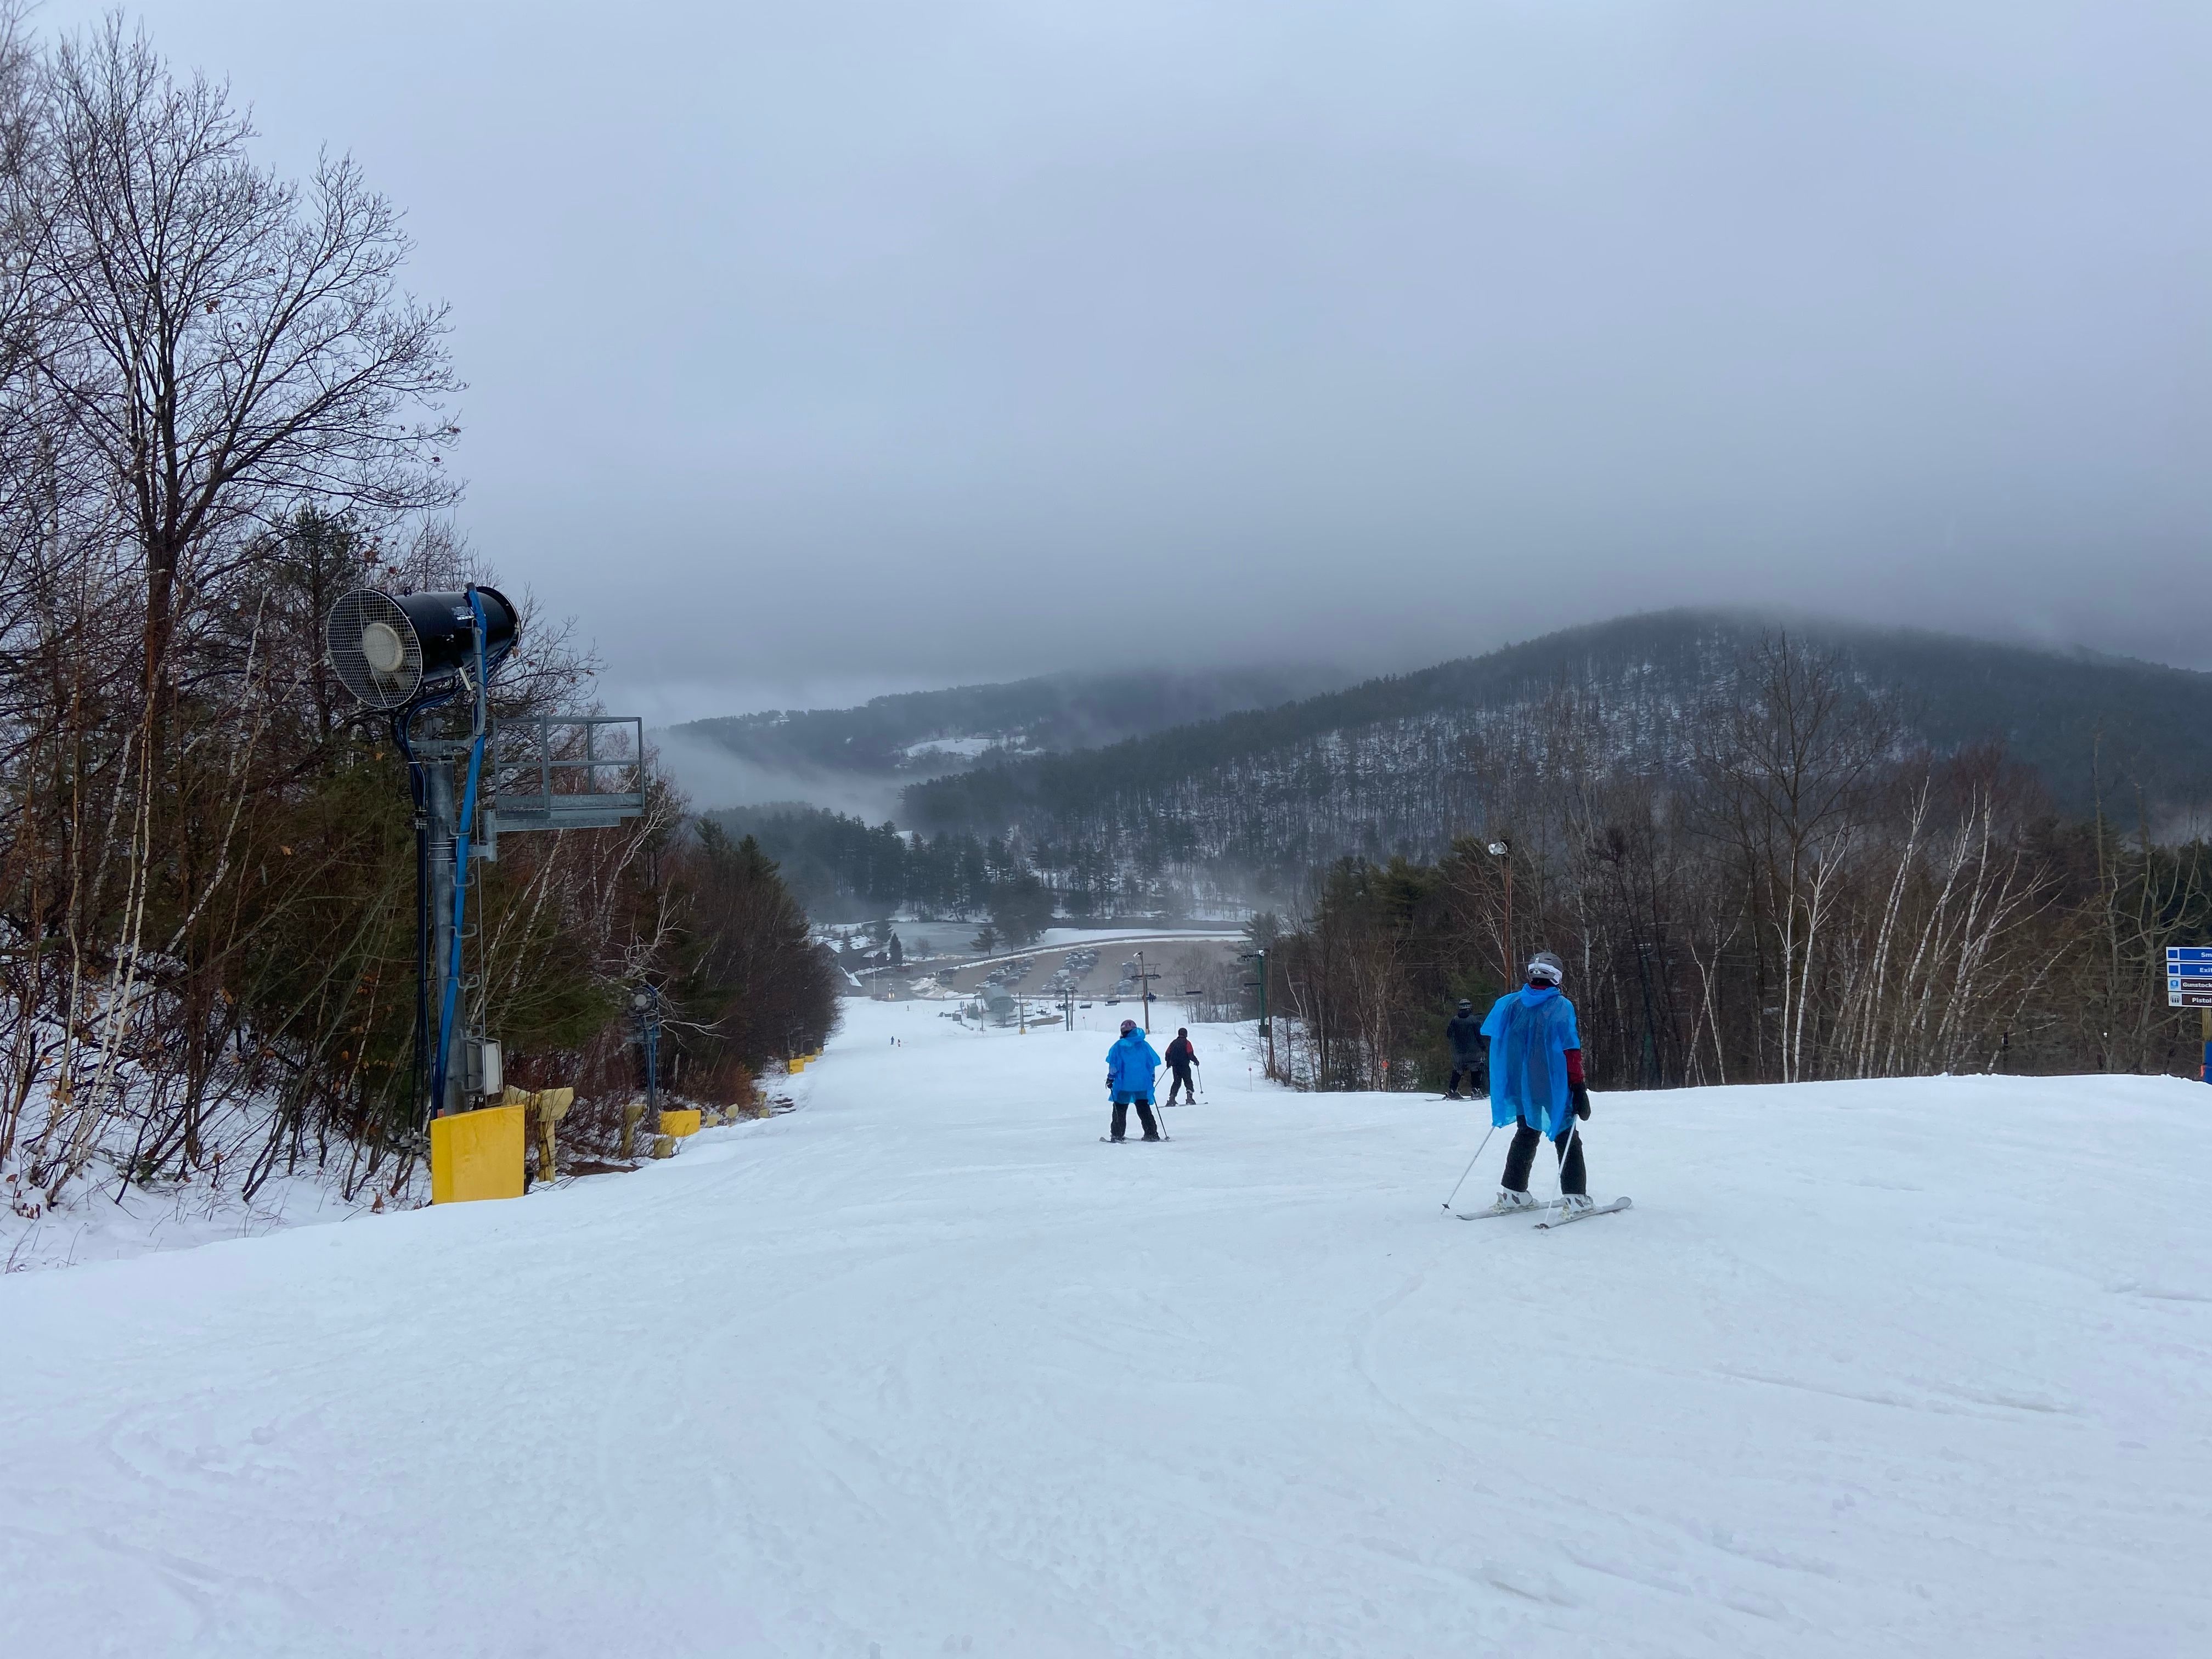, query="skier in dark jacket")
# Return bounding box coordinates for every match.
[1481,951,1594,1216]
[1443,998,1485,1099]
[1164,1029,1199,1104]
